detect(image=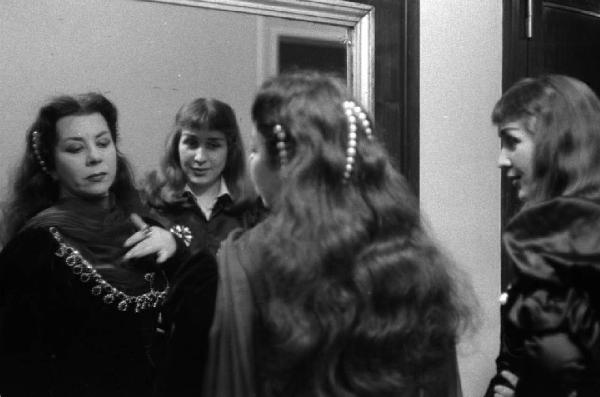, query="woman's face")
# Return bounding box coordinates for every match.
[497,120,535,201]
[52,113,117,203]
[178,128,228,195]
[249,128,281,208]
